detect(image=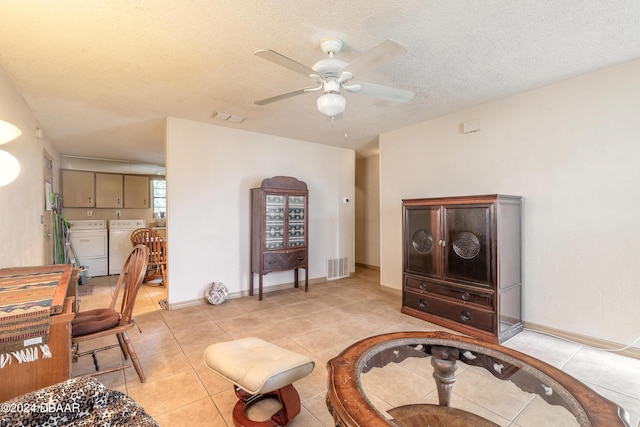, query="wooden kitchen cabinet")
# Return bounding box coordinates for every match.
[95,173,123,208]
[250,176,308,300]
[62,170,151,210]
[402,194,522,343]
[124,175,150,208]
[61,170,95,207]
